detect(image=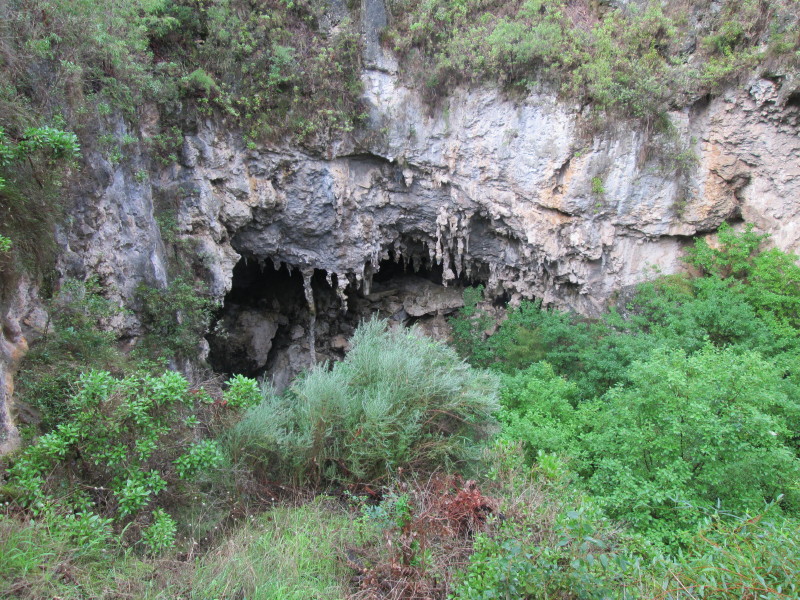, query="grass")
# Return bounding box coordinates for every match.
[193,498,368,600]
[0,498,372,600]
[4,436,800,599]
[0,511,177,599]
